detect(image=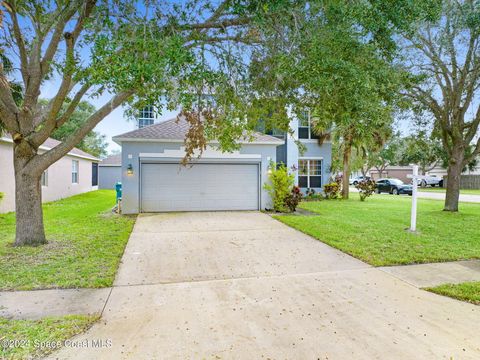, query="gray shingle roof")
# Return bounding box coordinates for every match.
[113,117,284,144]
[100,153,122,166]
